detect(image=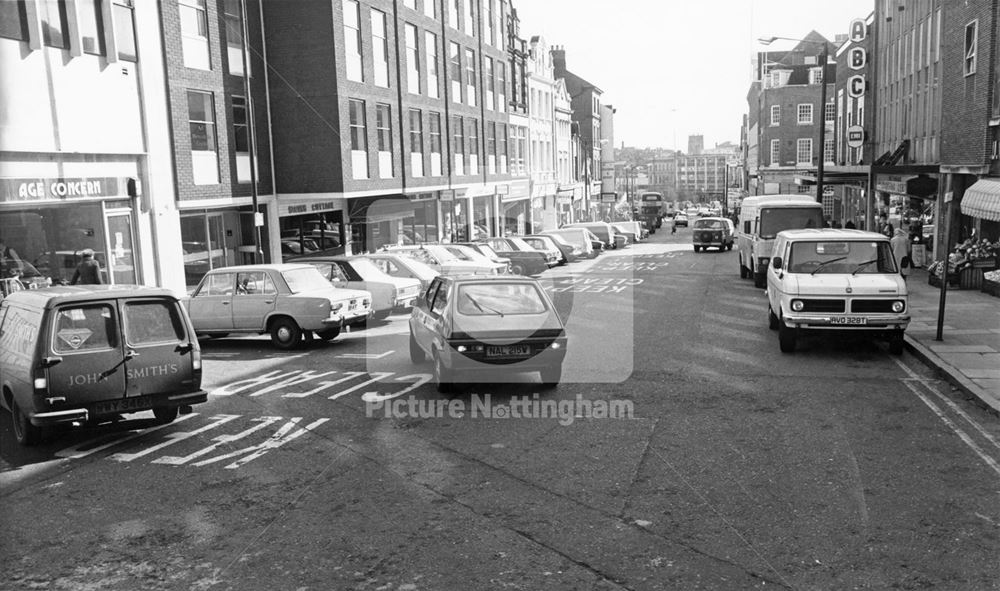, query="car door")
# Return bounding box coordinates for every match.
[121,297,198,397]
[232,270,277,330]
[411,278,441,352]
[187,272,236,331]
[46,300,127,404]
